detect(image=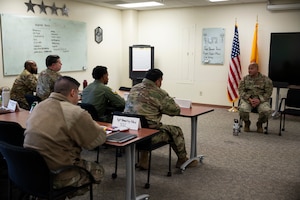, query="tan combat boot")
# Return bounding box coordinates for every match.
[137,151,149,170]
[244,120,251,132]
[176,157,198,168]
[256,122,263,133]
